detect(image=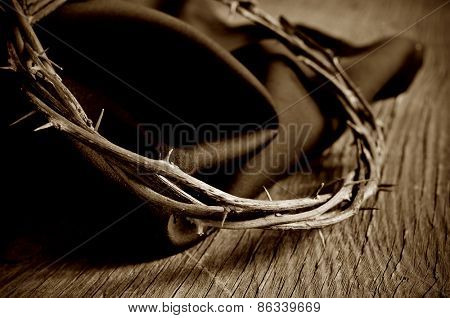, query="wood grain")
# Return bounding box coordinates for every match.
[1,0,448,297]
